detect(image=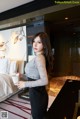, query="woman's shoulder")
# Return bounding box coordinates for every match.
[36,54,46,64]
